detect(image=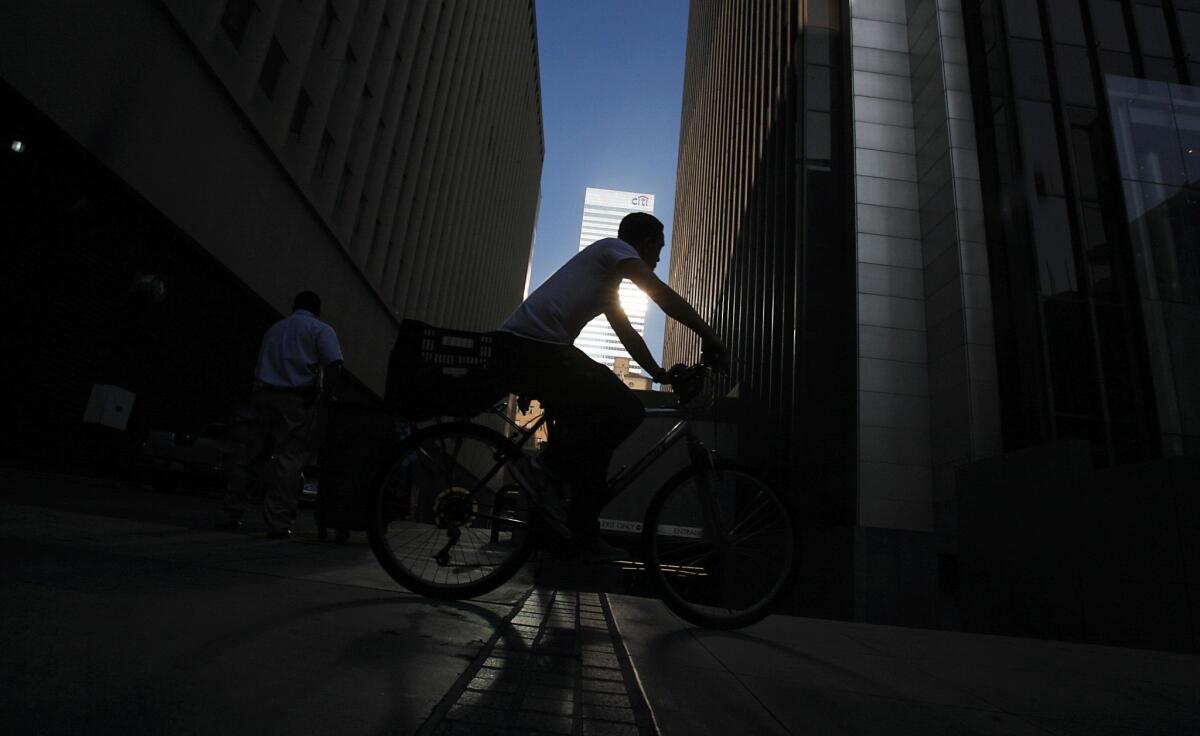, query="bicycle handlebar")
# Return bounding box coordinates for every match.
[666,361,722,408]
